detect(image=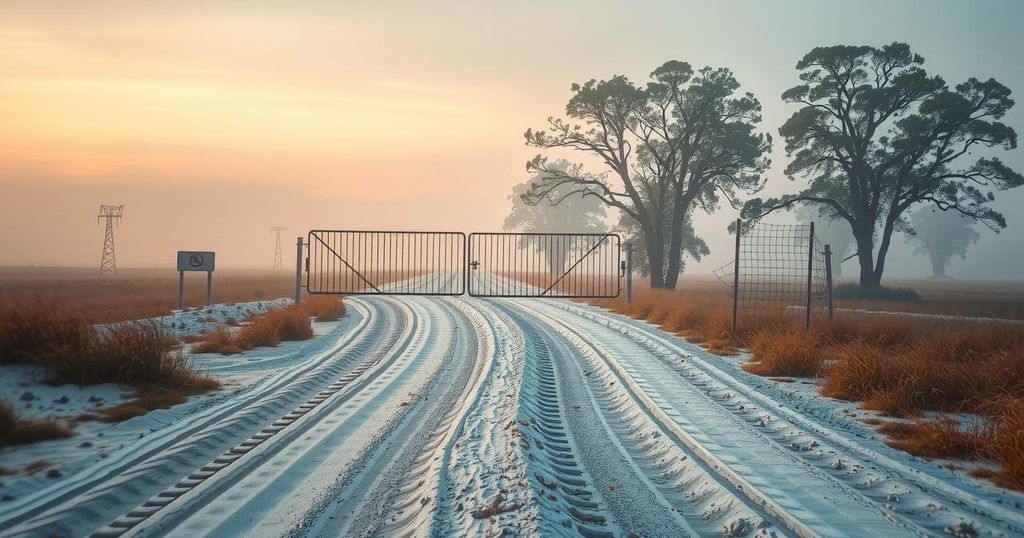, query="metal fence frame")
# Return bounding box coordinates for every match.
[306,230,467,296]
[466,232,622,298]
